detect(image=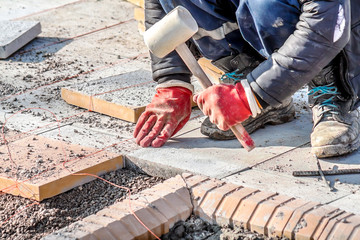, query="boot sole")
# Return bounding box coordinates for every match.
[201,102,296,140]
[312,133,360,158]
